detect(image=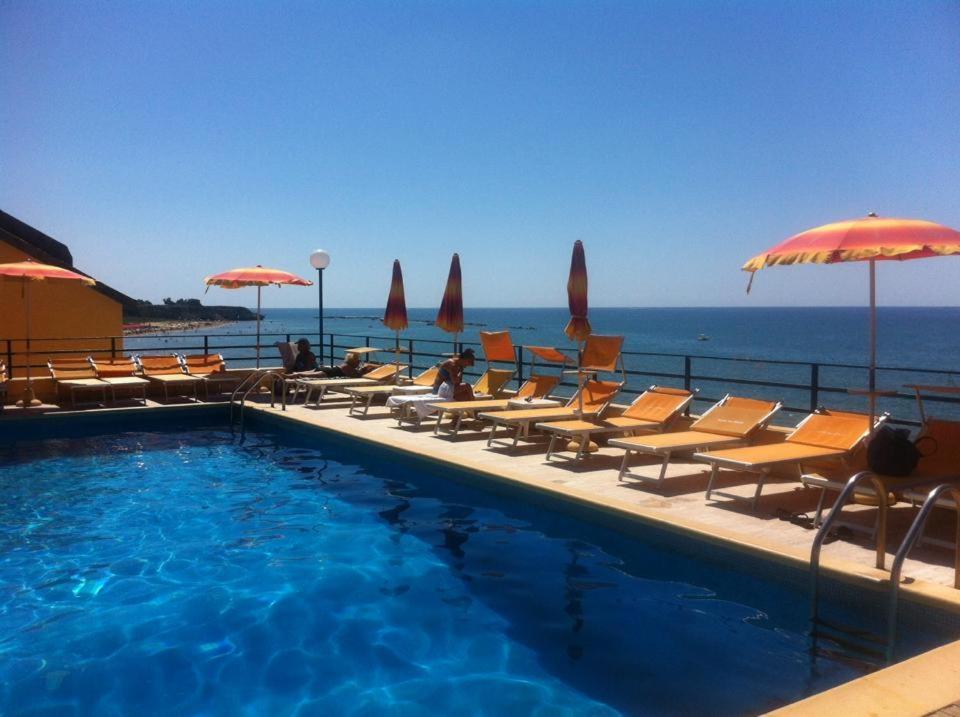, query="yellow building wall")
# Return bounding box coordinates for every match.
[1,239,123,403]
